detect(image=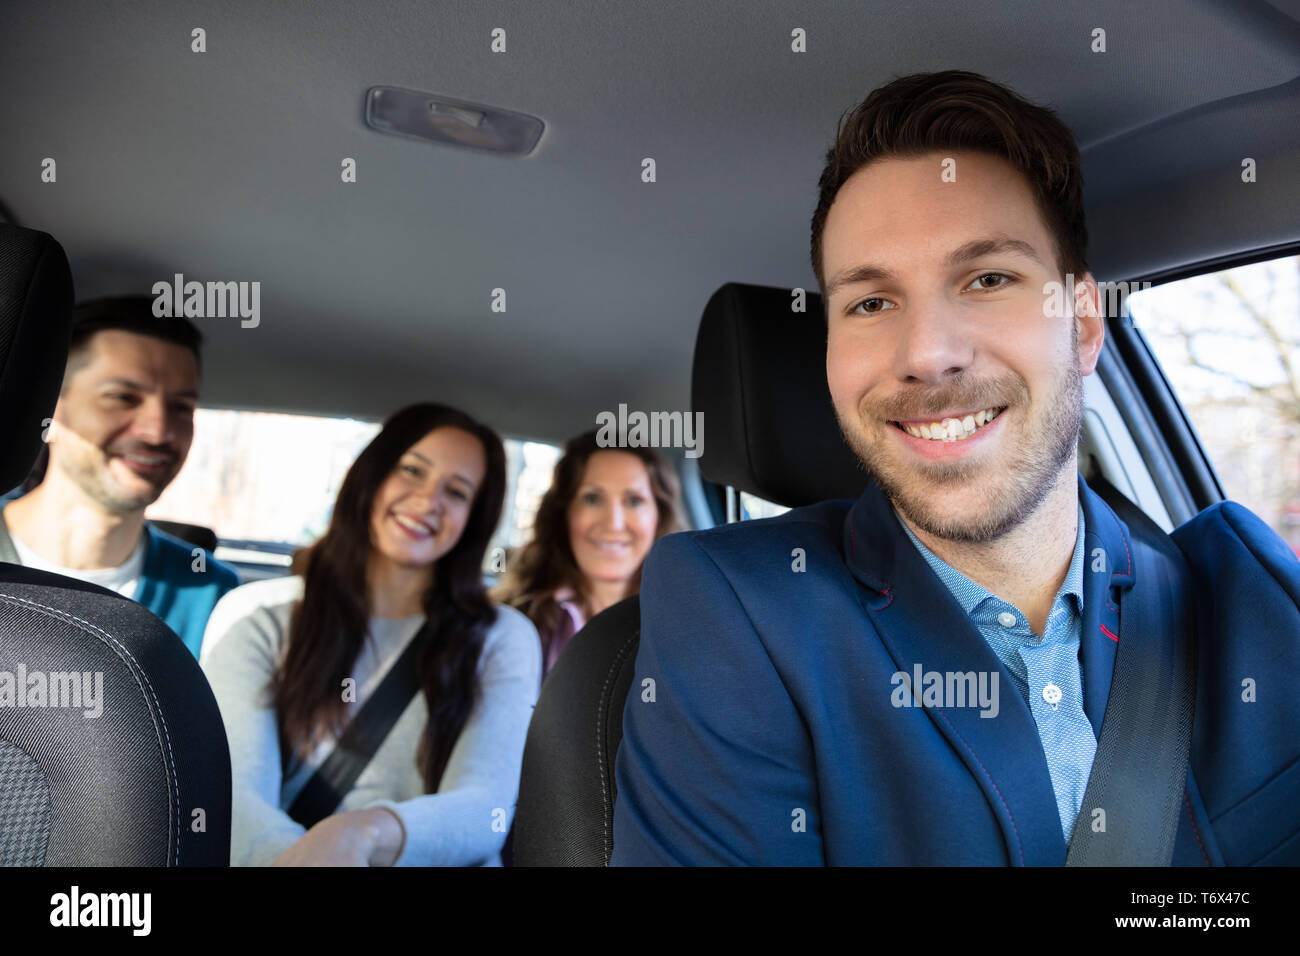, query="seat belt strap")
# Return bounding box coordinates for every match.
[286,627,428,830]
[1064,497,1198,866]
